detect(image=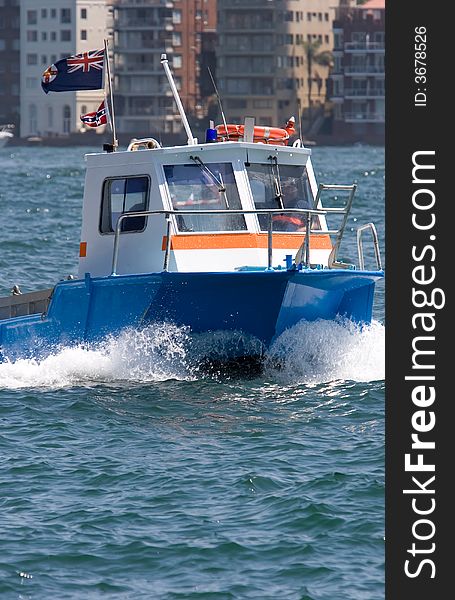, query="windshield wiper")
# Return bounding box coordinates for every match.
[268,155,284,209]
[190,156,226,193]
